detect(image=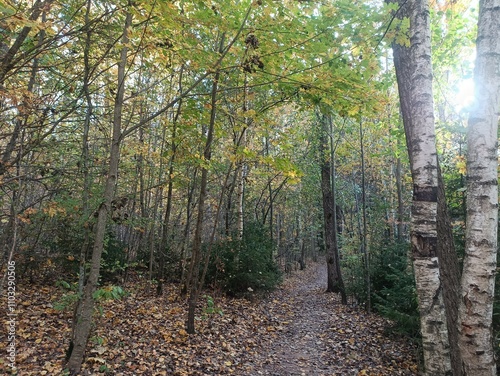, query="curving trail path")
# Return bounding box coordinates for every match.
[241,262,419,376]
